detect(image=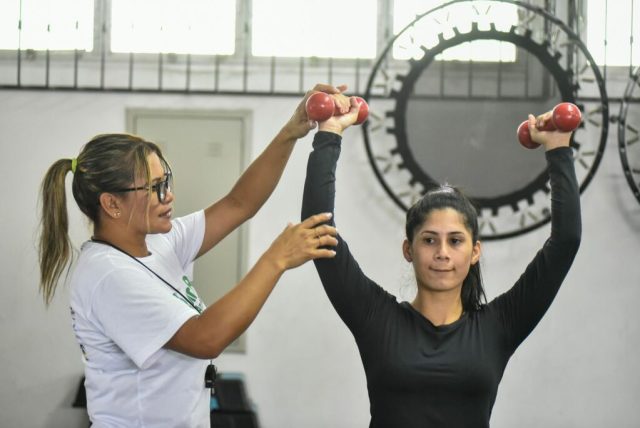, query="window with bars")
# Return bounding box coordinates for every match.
[0,0,640,94]
[586,0,639,67]
[0,0,636,66]
[0,0,94,51]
